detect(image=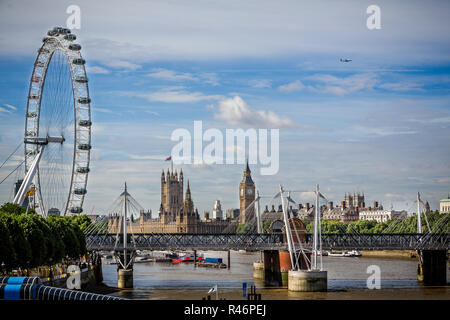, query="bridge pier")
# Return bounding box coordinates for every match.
[417,250,447,286]
[118,269,133,288]
[262,250,283,286]
[279,250,291,285]
[288,270,327,292]
[115,251,134,289]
